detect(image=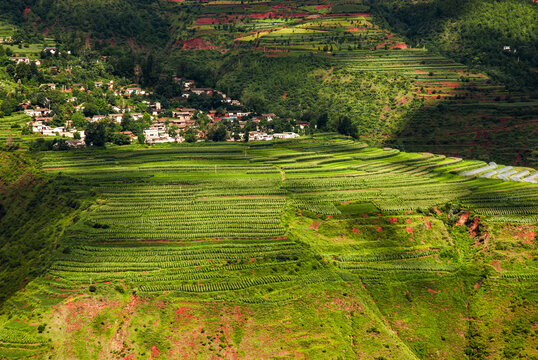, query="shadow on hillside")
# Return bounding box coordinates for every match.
[386,94,538,167]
